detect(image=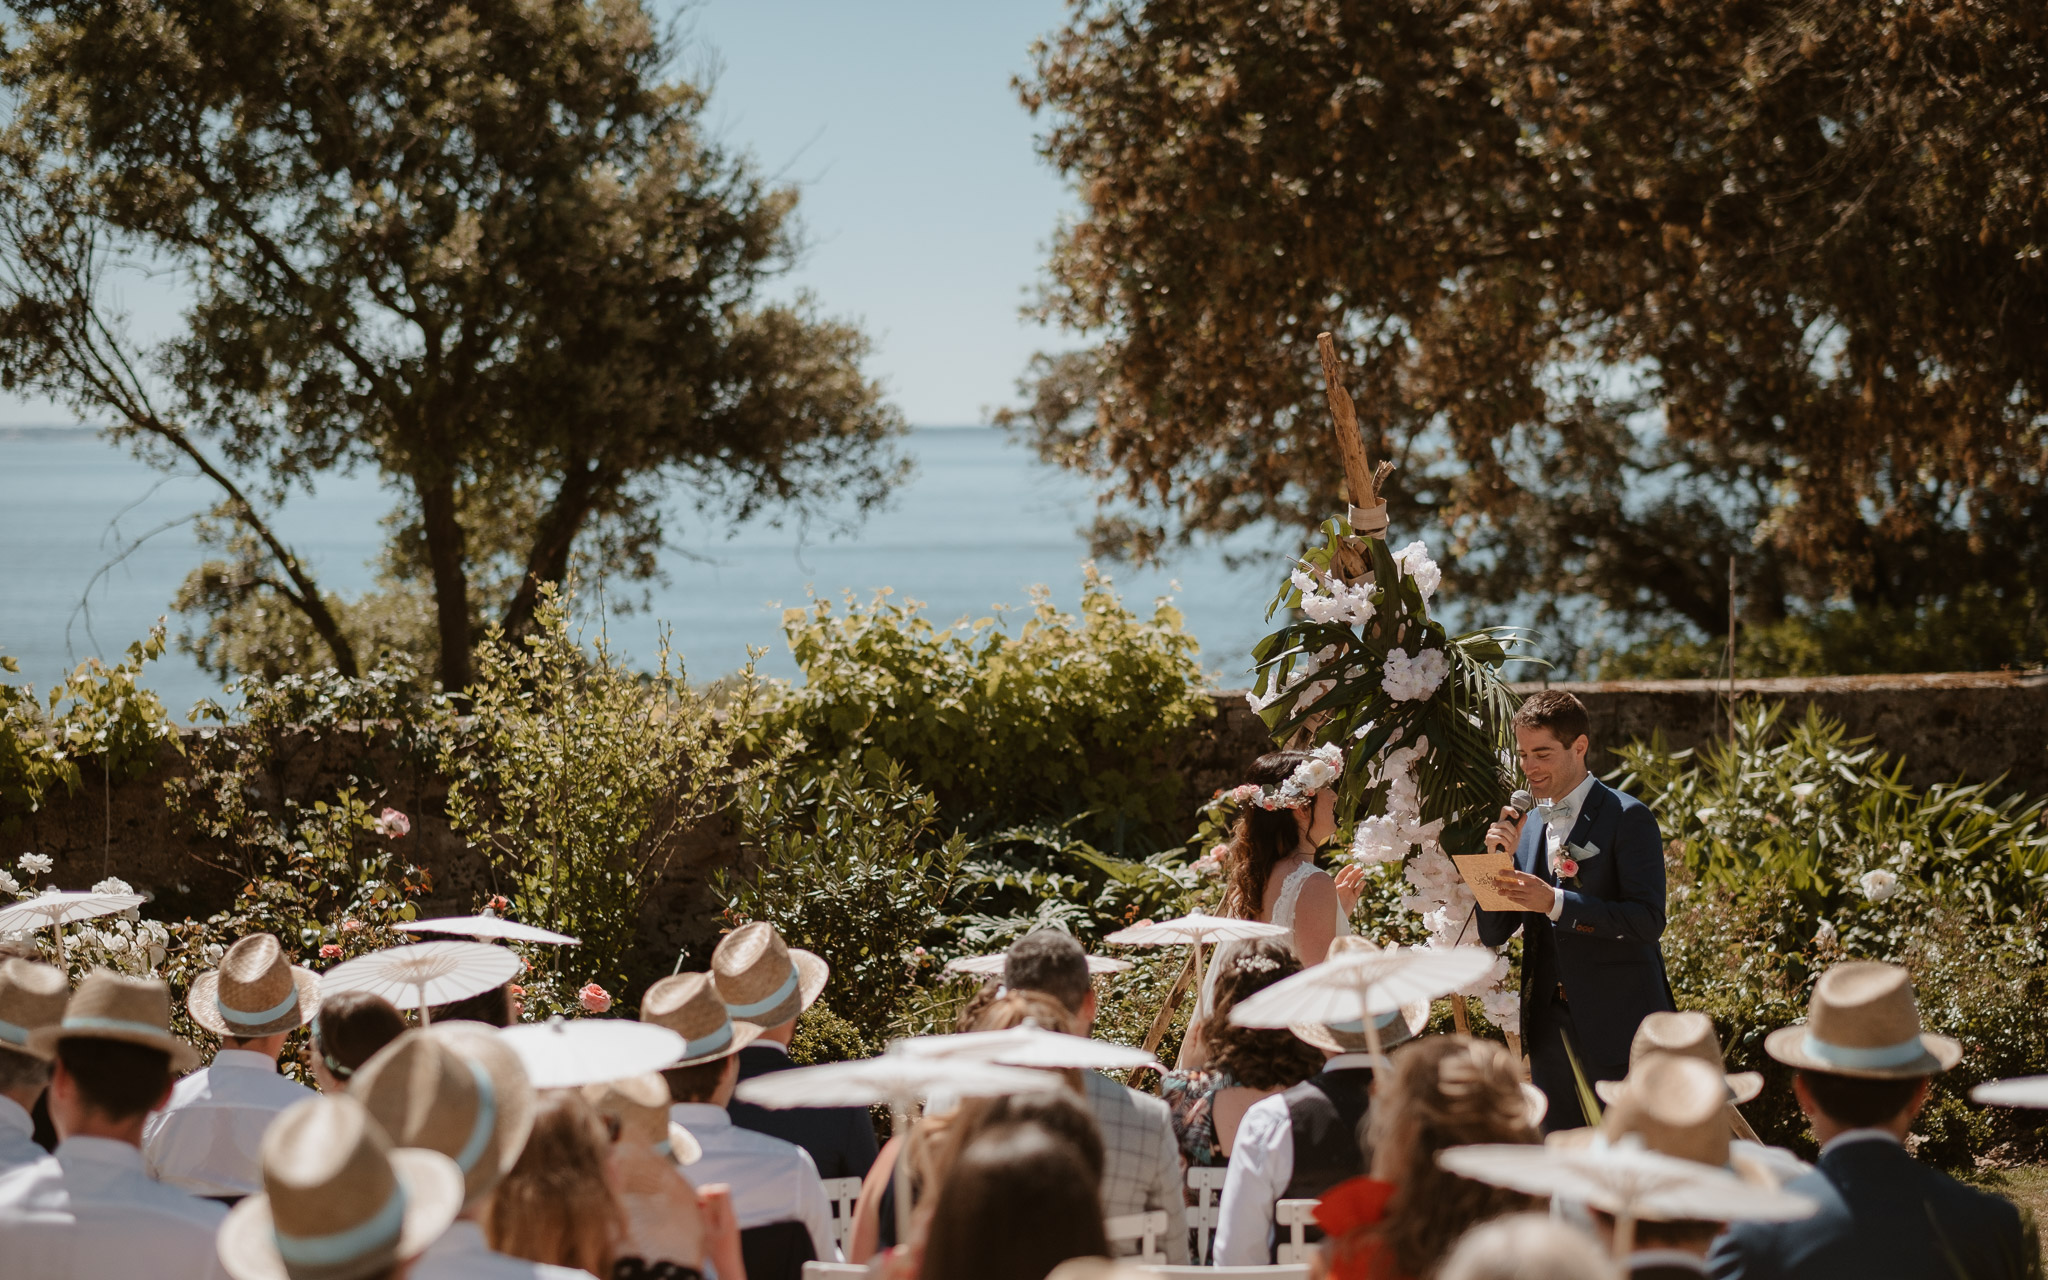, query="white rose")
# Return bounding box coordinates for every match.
[1814,919,1838,946]
[1859,870,1900,903]
[92,877,134,896]
[0,871,17,895]
[17,852,52,875]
